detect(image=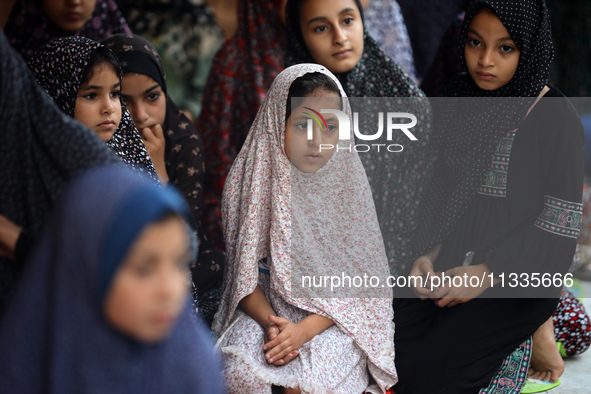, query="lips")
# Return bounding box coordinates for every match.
[152,313,177,327]
[304,154,322,162]
[333,49,352,59]
[476,71,495,81]
[97,120,116,129]
[64,12,82,21]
